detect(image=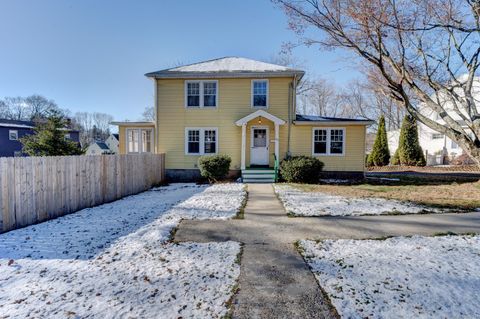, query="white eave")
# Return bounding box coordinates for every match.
[110,121,155,126]
[293,120,374,126]
[145,57,305,80]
